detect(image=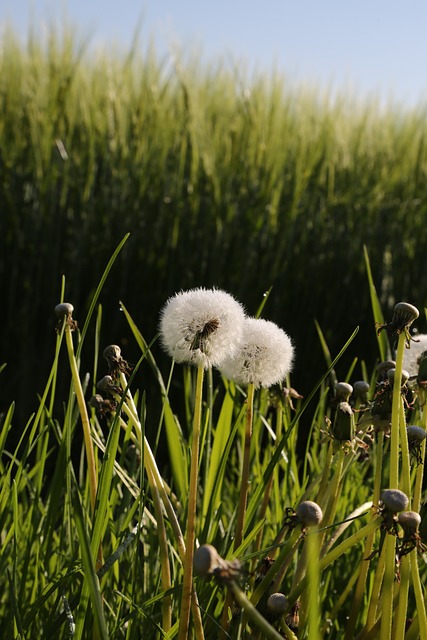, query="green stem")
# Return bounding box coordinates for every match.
[288,516,382,606]
[250,526,303,606]
[392,554,410,640]
[364,538,386,634]
[228,580,286,640]
[305,528,321,640]
[65,326,97,513]
[380,332,406,640]
[178,364,205,640]
[145,461,172,631]
[389,332,406,488]
[344,432,384,639]
[254,403,283,557]
[234,383,255,550]
[380,534,397,640]
[405,548,427,640]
